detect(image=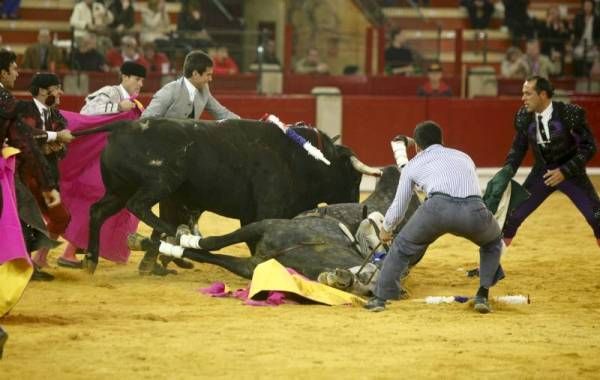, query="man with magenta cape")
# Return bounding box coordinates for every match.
[59,61,147,264]
[59,108,142,263]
